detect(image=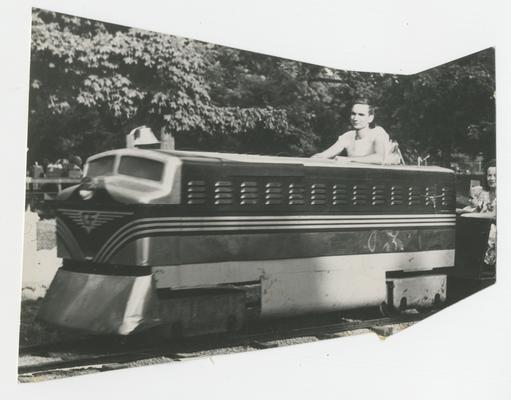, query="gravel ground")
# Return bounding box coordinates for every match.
[18,322,416,382]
